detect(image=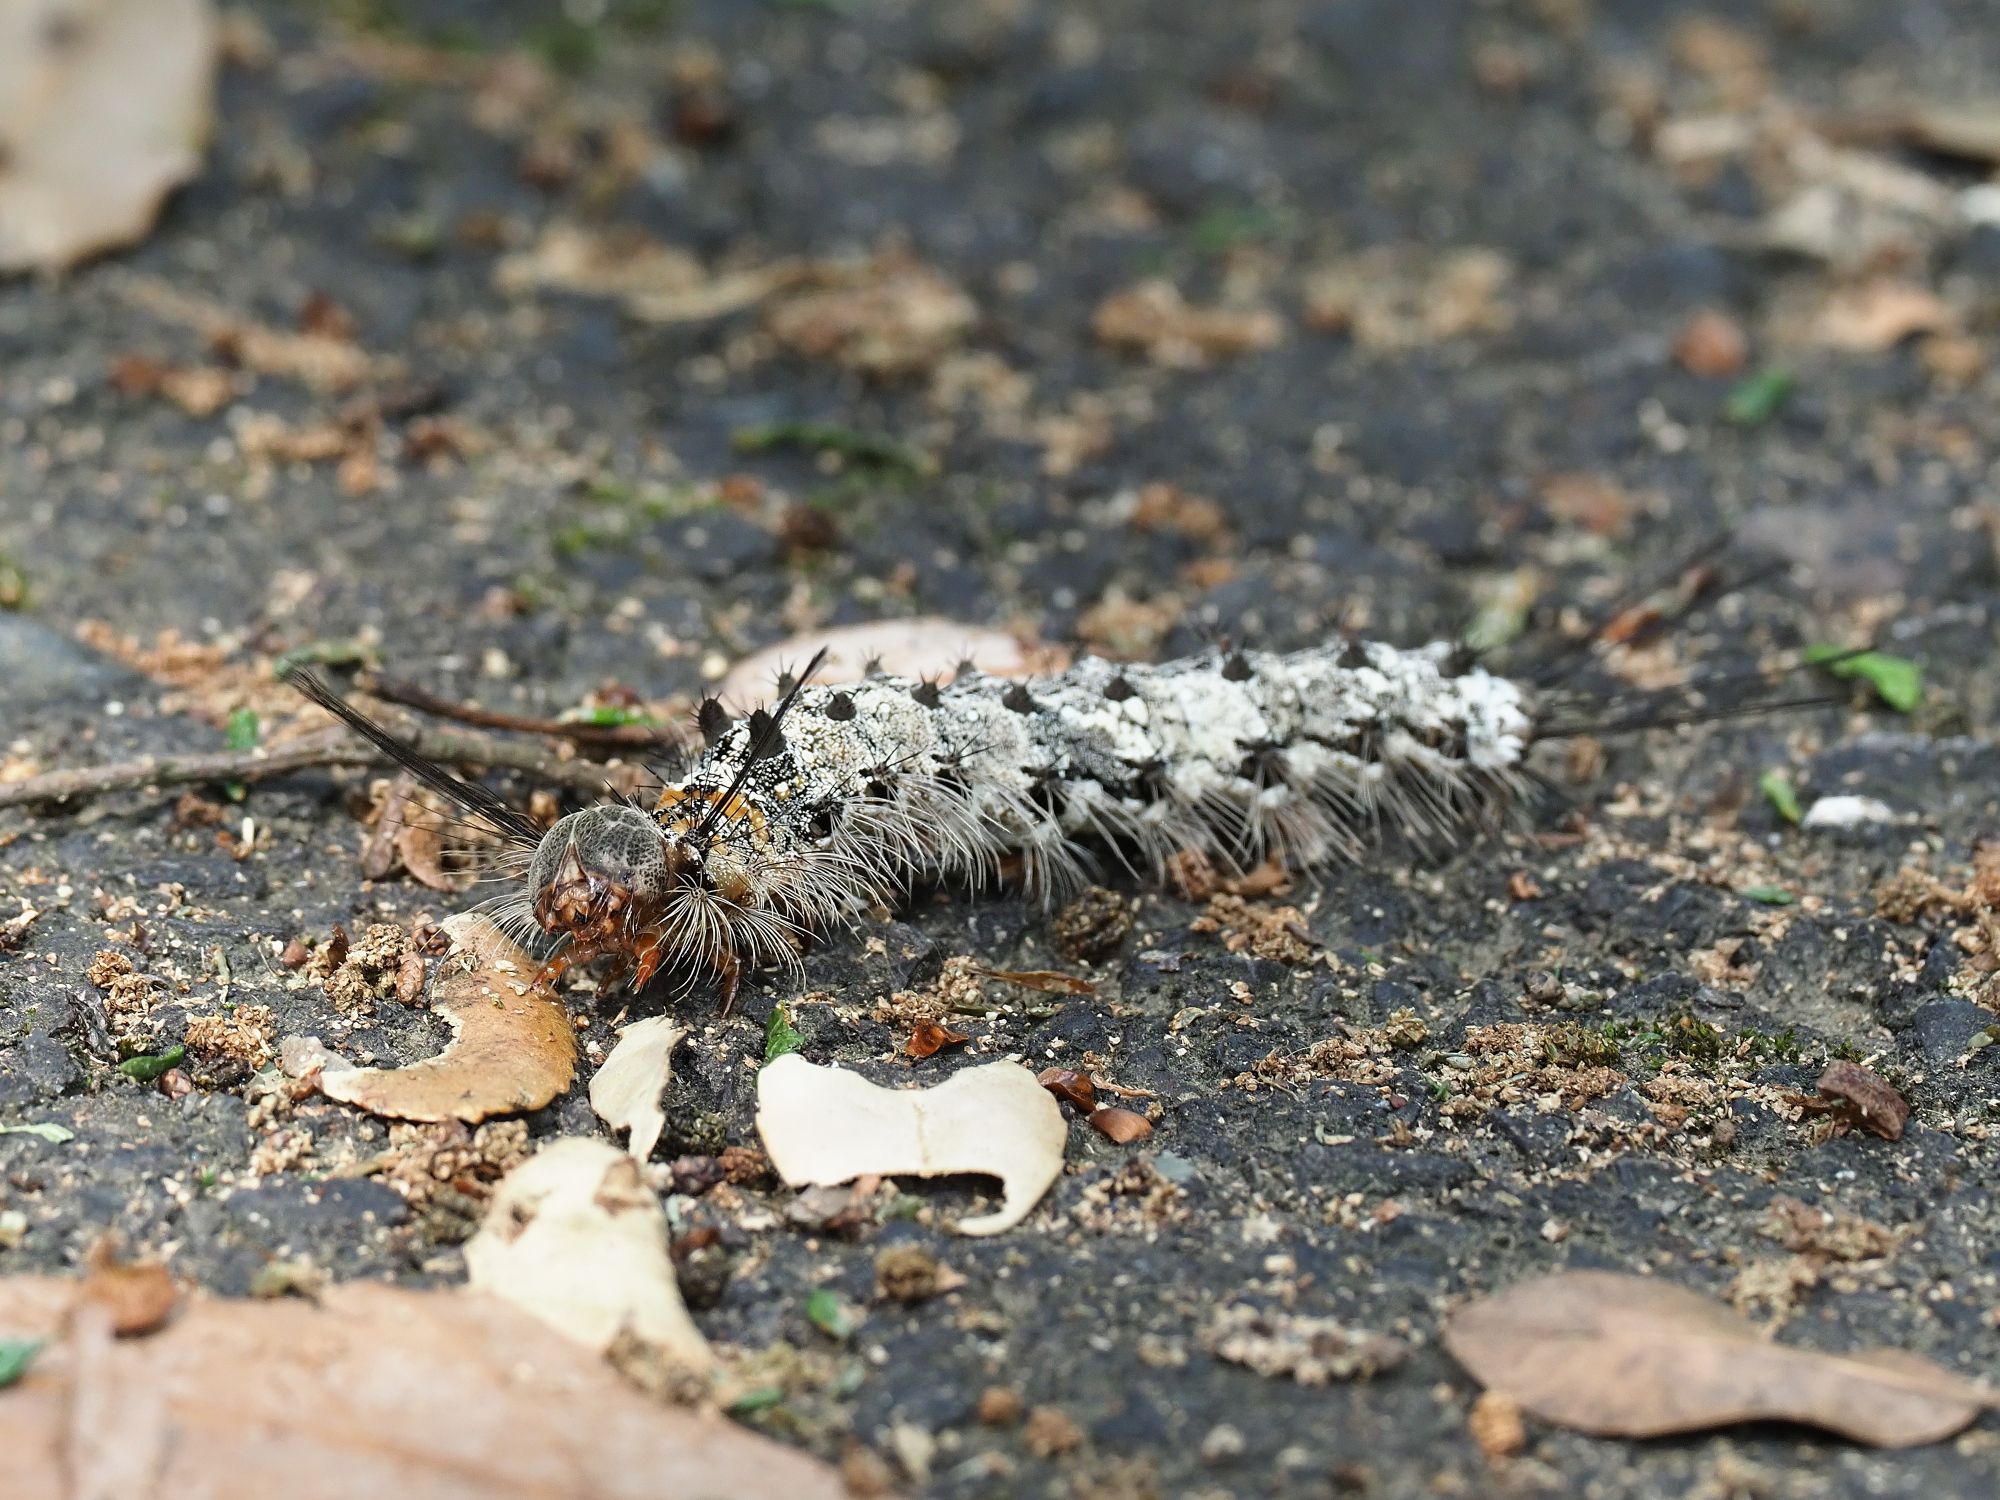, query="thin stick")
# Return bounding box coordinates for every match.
[357,672,685,750]
[0,724,624,811]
